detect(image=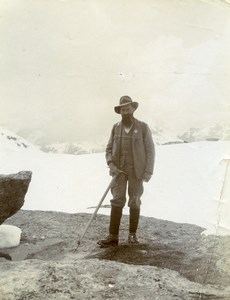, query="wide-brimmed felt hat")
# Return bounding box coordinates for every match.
[114,95,139,114]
